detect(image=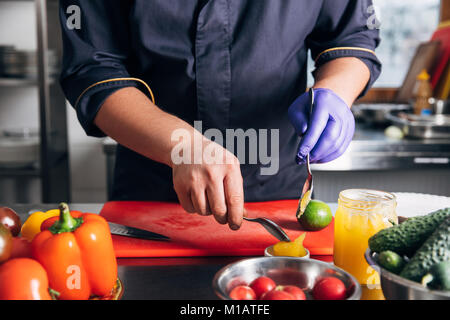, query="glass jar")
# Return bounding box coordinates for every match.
[334,189,397,285]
